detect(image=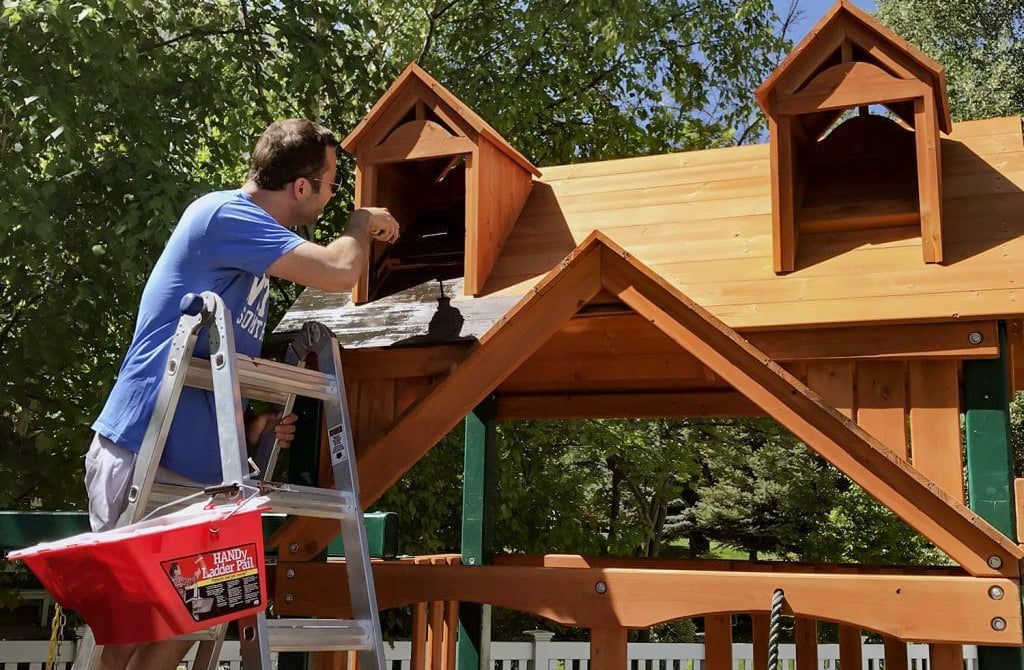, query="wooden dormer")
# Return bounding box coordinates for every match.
[343,63,540,302]
[755,0,952,273]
